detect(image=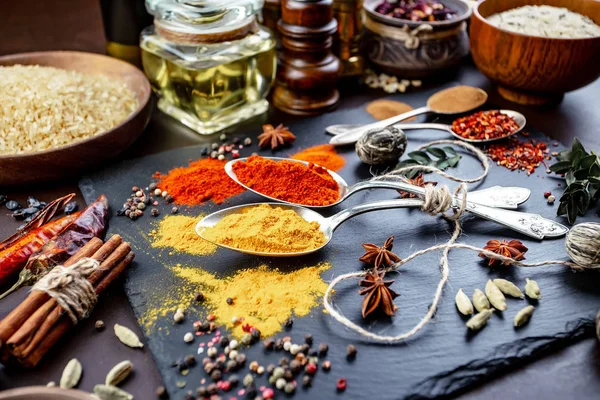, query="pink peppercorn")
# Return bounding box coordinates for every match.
[262,388,275,399]
[337,378,347,392]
